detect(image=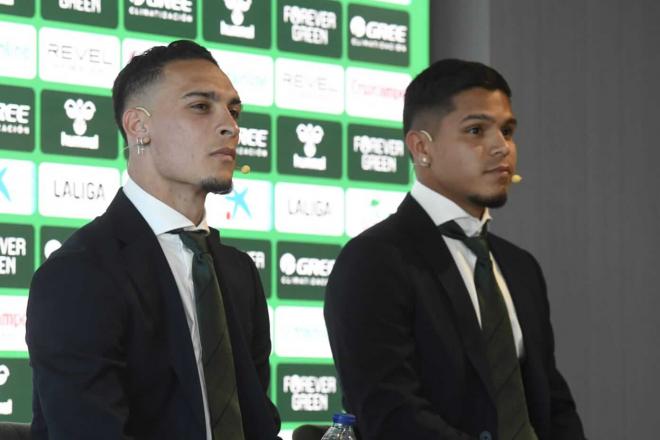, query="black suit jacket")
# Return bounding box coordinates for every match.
[324,195,585,440]
[26,190,280,440]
